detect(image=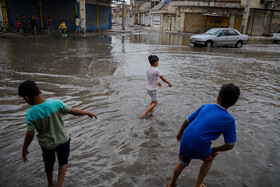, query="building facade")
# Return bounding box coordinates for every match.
[151,0,280,36]
[0,0,111,31]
